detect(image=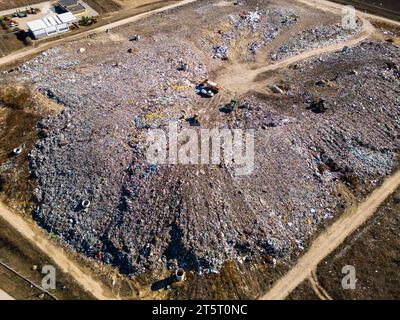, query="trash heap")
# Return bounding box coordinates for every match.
[212,45,229,60]
[212,6,300,59]
[2,0,399,277]
[271,22,362,61]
